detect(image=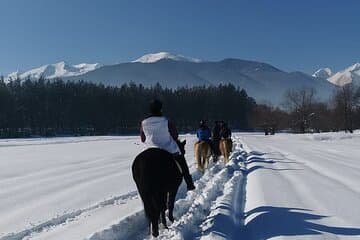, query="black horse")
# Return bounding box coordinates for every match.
[132,140,185,237]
